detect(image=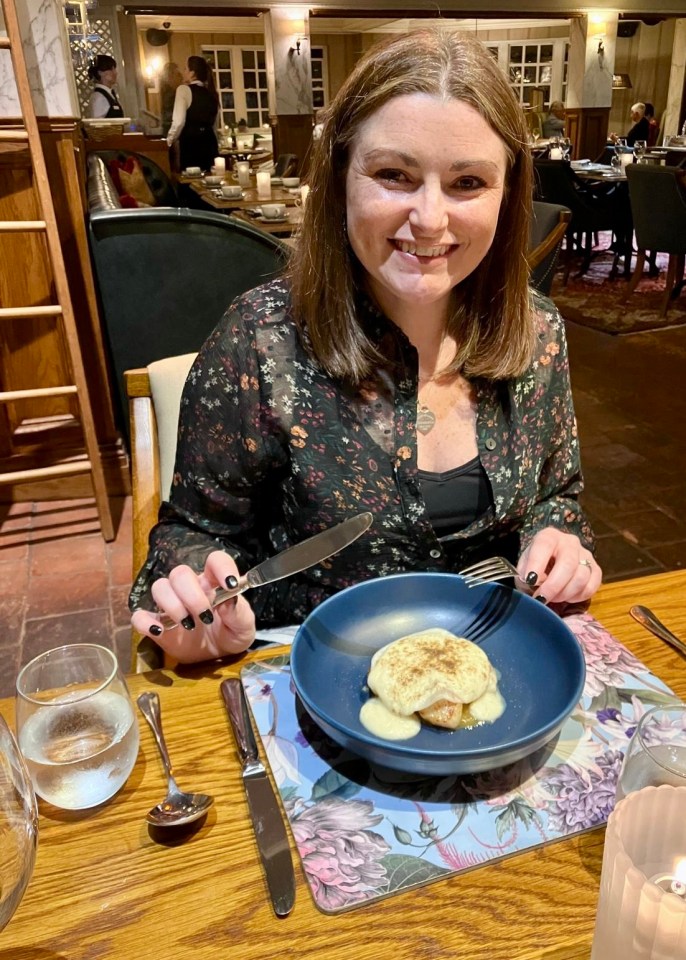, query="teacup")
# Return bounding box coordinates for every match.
[282,177,300,189]
[261,203,286,220]
[221,184,243,199]
[185,166,201,176]
[204,175,223,187]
